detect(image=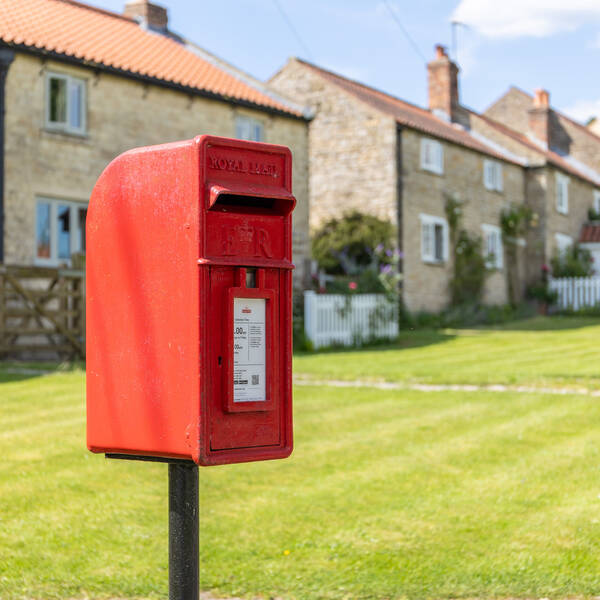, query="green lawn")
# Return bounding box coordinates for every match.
[295,316,600,389]
[1,317,600,599]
